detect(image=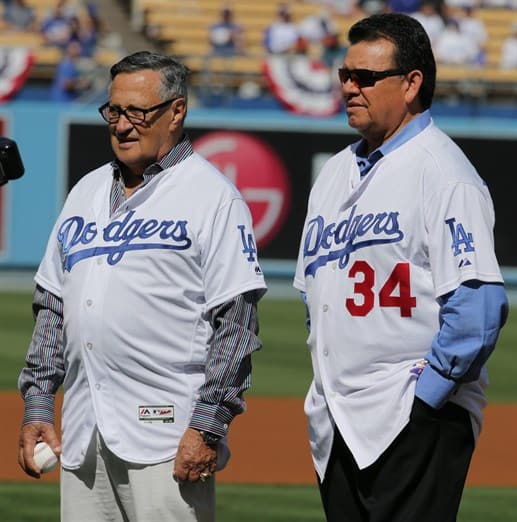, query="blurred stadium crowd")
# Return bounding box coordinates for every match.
[0,0,517,109]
